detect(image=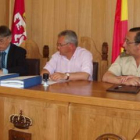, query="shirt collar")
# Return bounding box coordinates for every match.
[59,47,79,60]
[1,44,10,54]
[72,47,79,59]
